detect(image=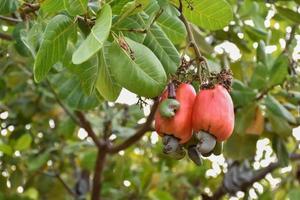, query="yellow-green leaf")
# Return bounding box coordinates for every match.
[72,4,112,64]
